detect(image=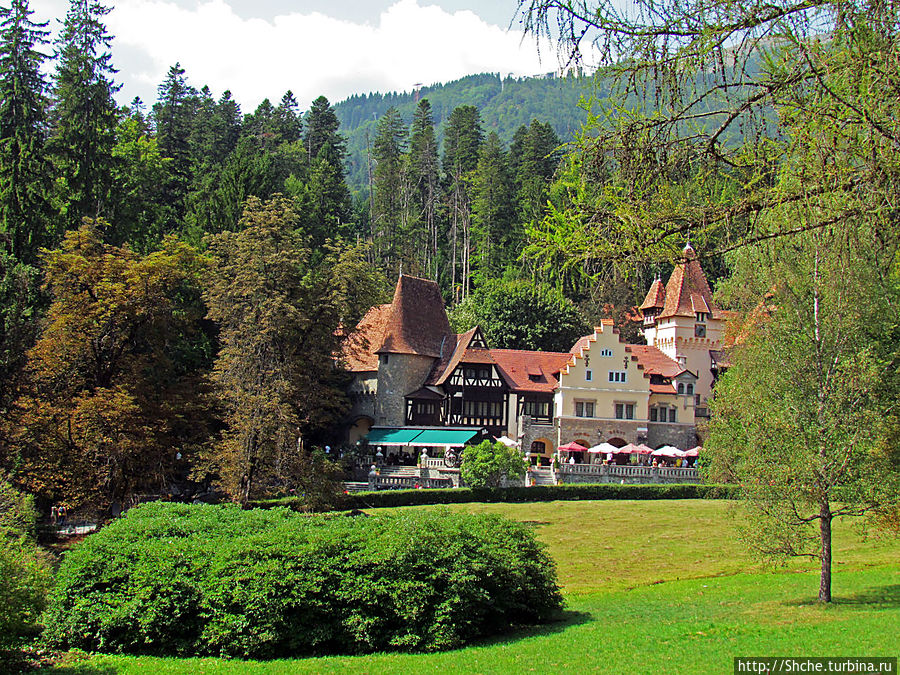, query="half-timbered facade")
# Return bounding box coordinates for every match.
[342,262,722,453]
